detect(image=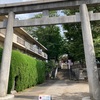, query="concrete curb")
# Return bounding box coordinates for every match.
[82,97,91,100]
[0,94,14,100]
